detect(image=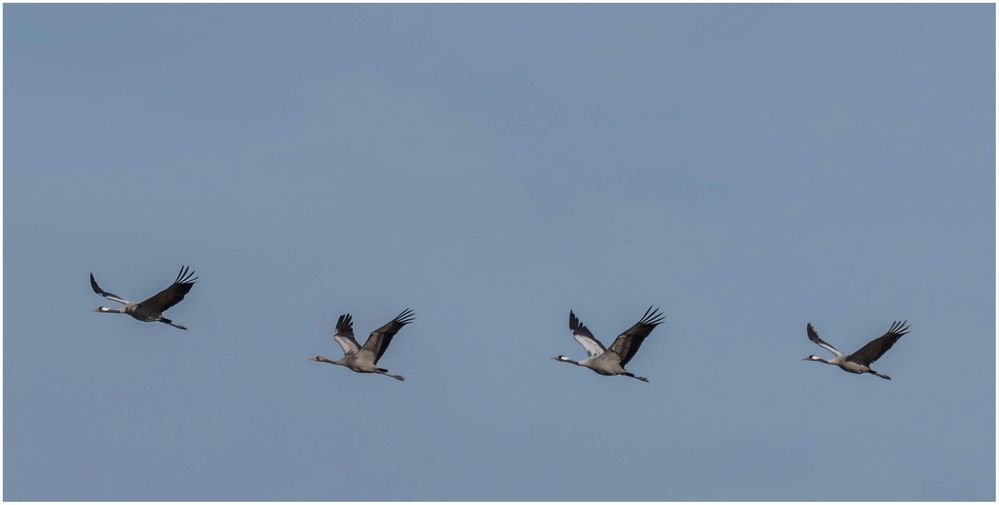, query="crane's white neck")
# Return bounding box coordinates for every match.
[312,356,348,367]
[552,355,581,366]
[804,355,832,365]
